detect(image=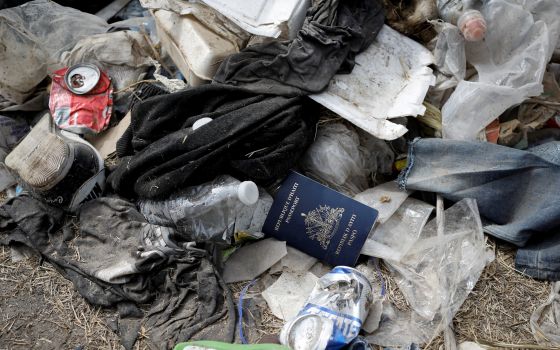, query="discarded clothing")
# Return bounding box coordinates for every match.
[61,30,153,92]
[399,138,560,280]
[144,255,235,349]
[213,0,385,96]
[0,196,234,349]
[109,84,318,199]
[0,0,107,107]
[0,195,167,305]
